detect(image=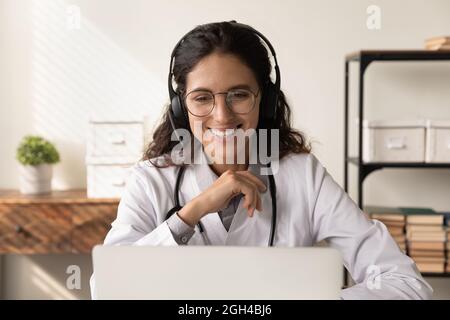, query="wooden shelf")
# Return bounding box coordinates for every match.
[0,189,119,205]
[346,50,450,62]
[347,157,450,169]
[422,273,450,278]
